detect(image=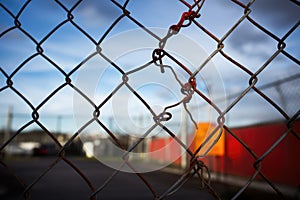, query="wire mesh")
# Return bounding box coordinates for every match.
[0,0,299,199]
